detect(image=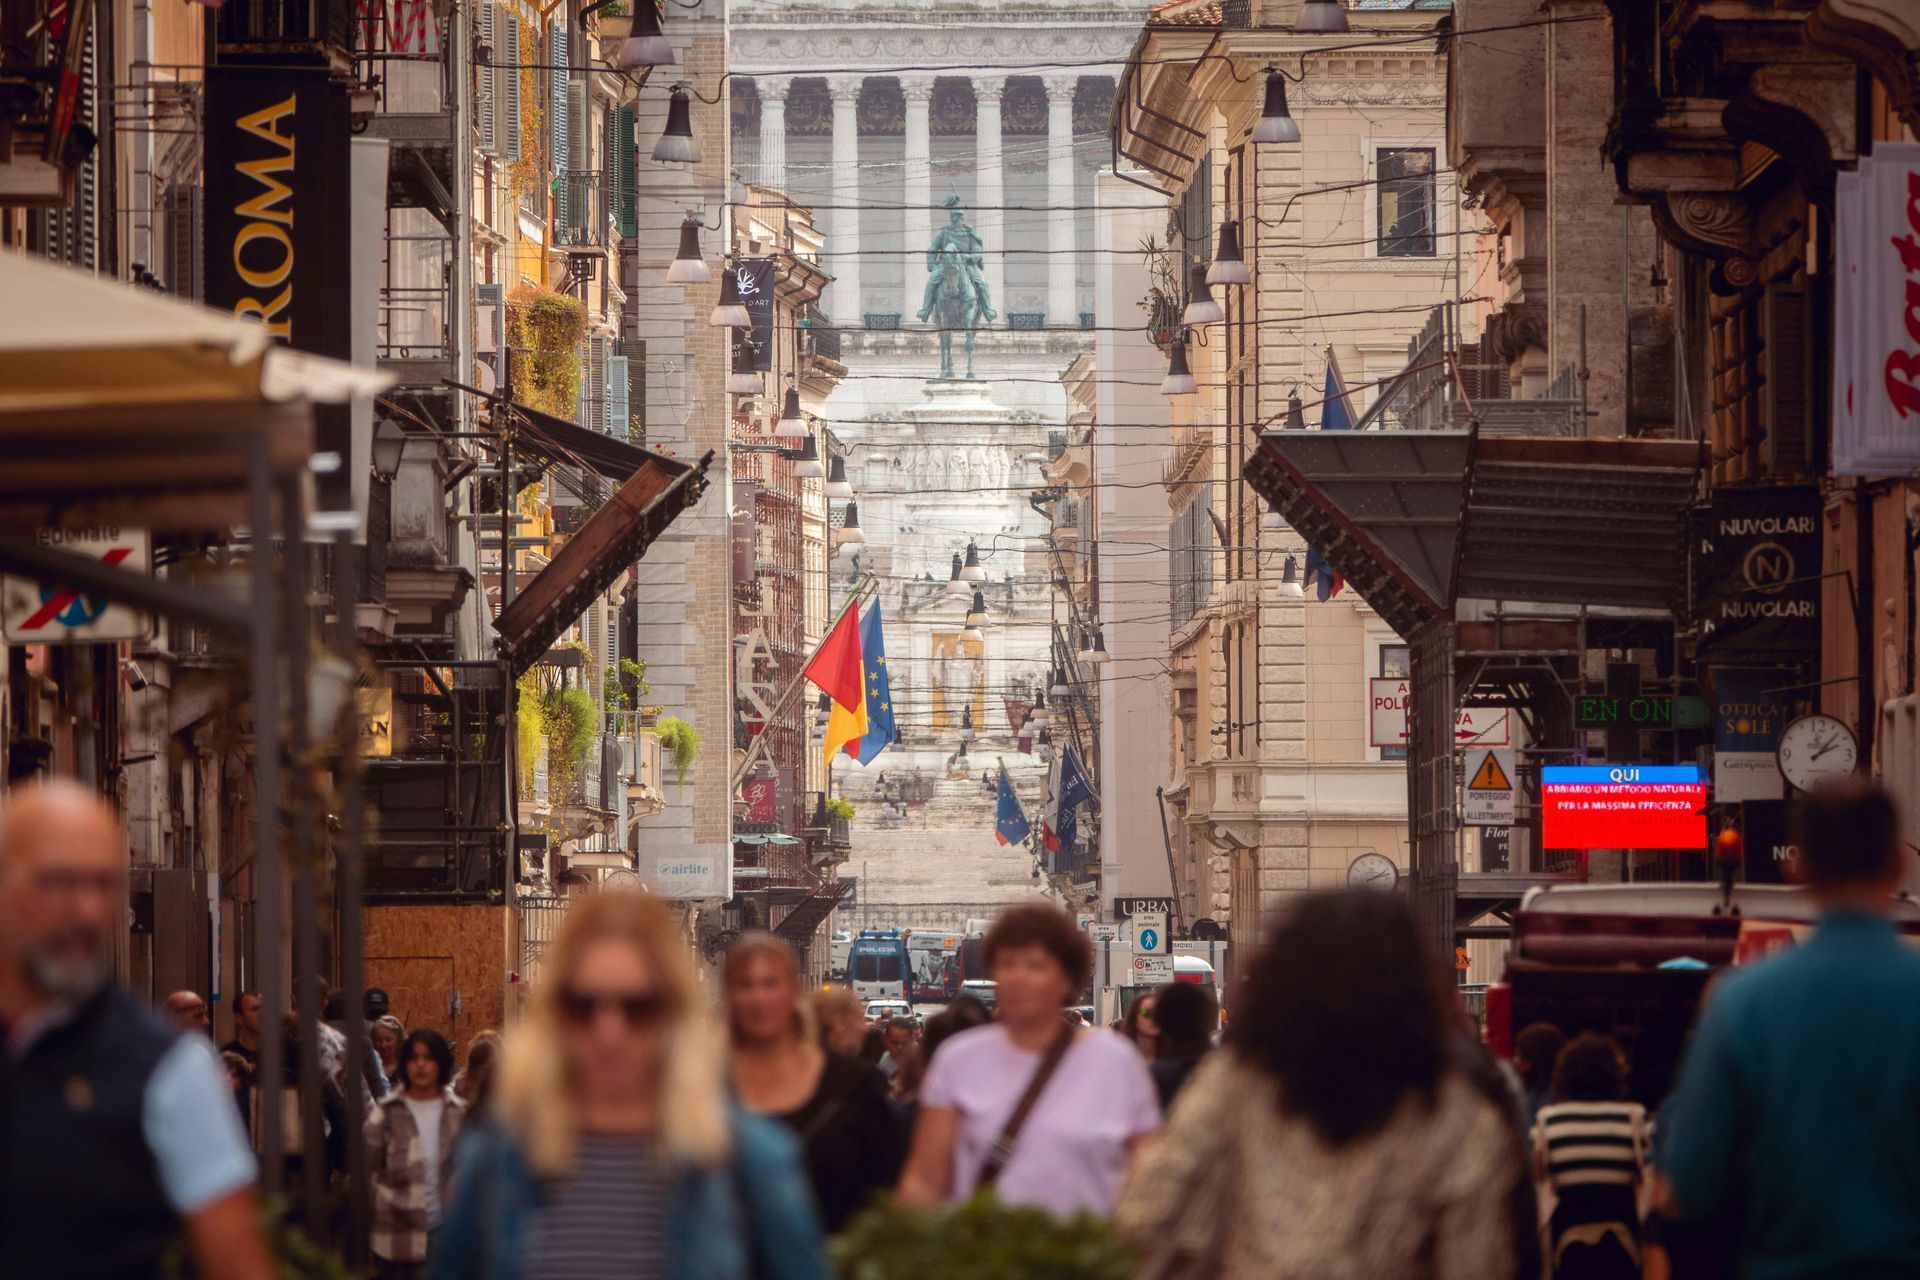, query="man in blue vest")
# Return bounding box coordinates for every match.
[1661,781,1920,1277]
[0,779,273,1278]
